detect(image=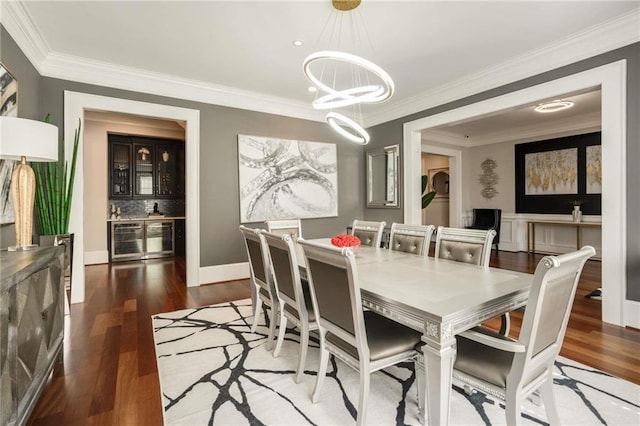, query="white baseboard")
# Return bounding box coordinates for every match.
[199,262,249,285]
[85,250,109,265]
[624,300,640,329]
